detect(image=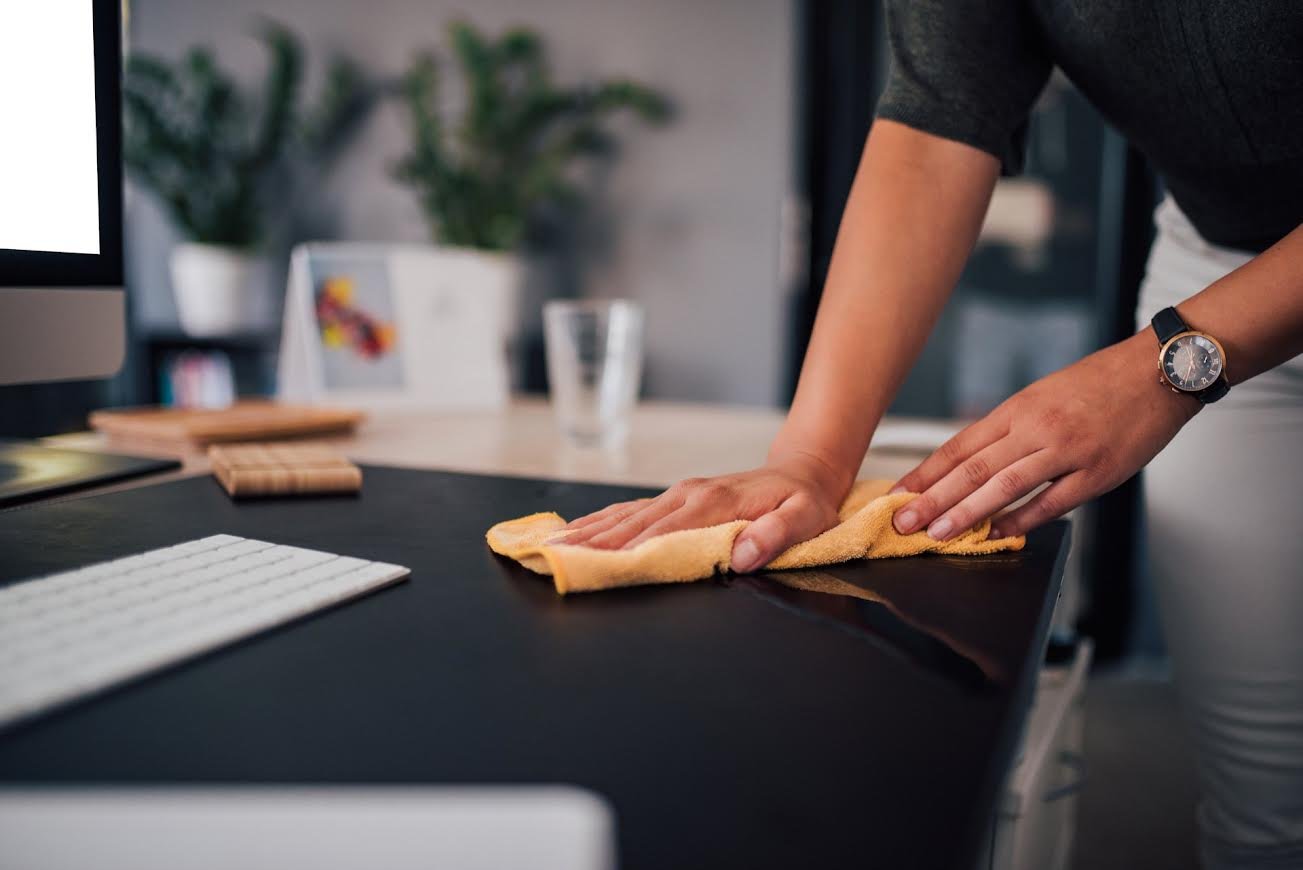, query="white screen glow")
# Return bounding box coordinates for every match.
[0,1,101,255]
